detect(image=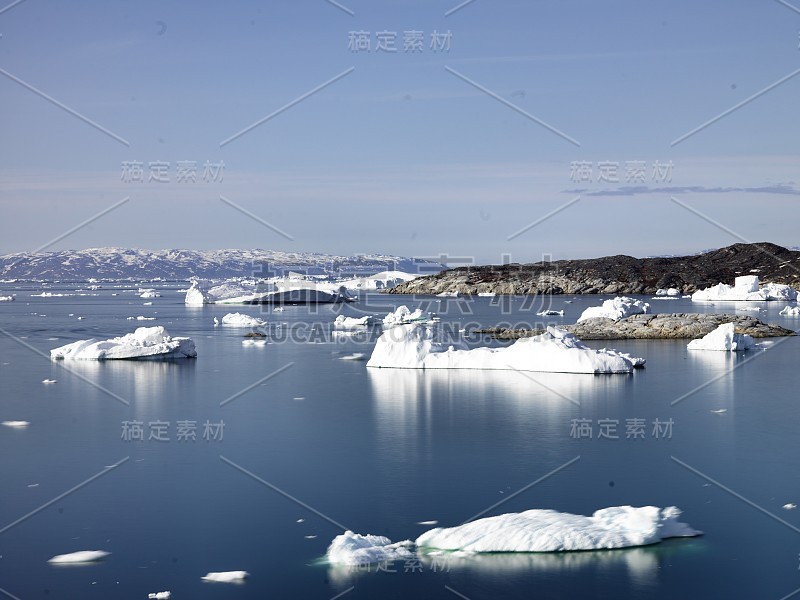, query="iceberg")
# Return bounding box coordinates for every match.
[577,297,649,322]
[780,305,800,316]
[221,313,267,327]
[185,280,216,306]
[687,323,755,351]
[50,326,197,360]
[127,316,156,321]
[48,550,110,564]
[692,275,798,301]
[139,289,161,298]
[334,315,371,329]
[383,305,435,327]
[0,295,14,301]
[2,420,30,428]
[537,309,564,316]
[339,352,366,361]
[148,592,171,599]
[326,531,414,566]
[366,324,643,374]
[201,571,249,583]
[416,506,701,553]
[656,288,680,296]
